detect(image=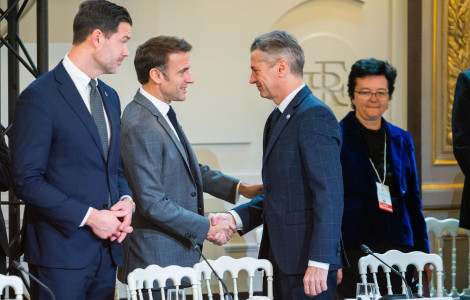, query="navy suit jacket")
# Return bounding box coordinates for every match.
[234,86,344,275]
[11,62,132,269]
[340,112,429,253]
[453,69,470,230]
